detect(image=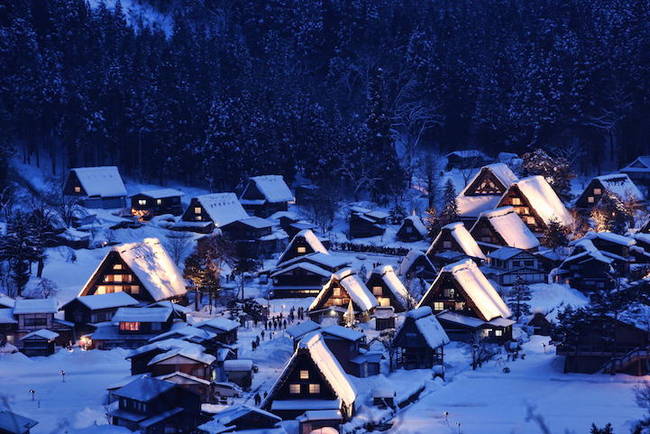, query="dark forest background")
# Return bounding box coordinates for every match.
[1,0,649,197]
